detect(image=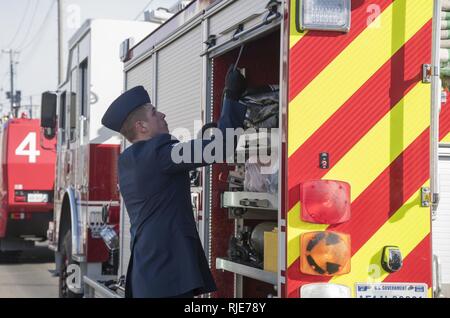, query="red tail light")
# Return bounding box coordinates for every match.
[14,195,26,202]
[10,212,26,220]
[300,180,351,224]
